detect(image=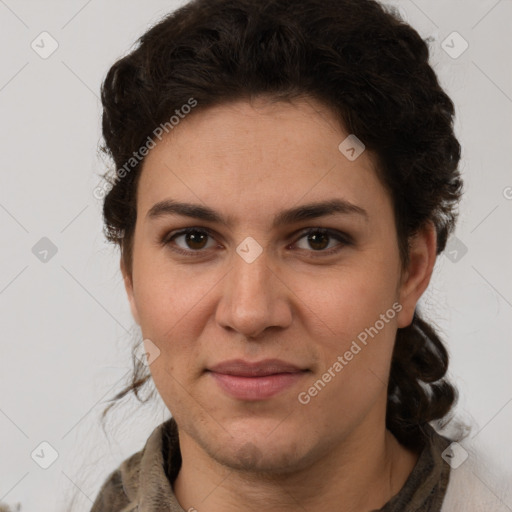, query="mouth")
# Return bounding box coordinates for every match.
[206,359,309,401]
